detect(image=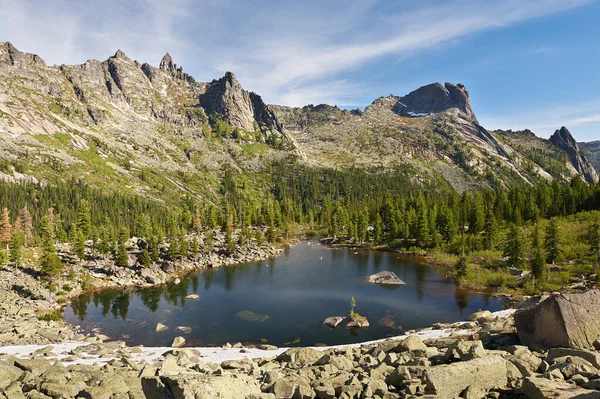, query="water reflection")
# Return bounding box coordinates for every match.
[65,242,505,347]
